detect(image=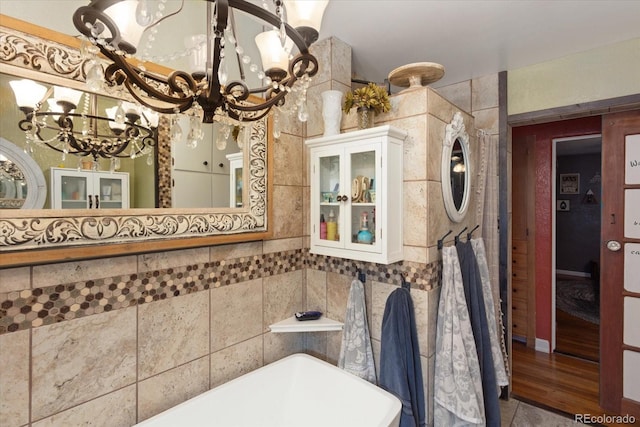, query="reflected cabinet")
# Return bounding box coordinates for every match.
[50,167,129,209]
[306,125,407,264]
